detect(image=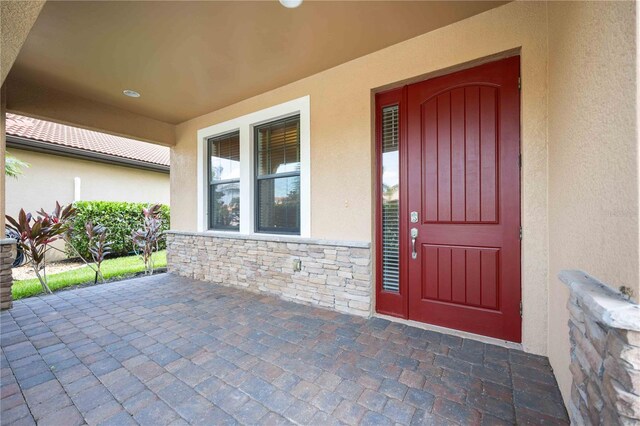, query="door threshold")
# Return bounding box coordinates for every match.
[374,313,523,351]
